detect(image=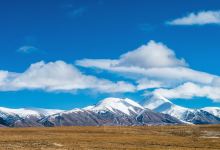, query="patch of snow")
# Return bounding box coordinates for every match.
[53,143,63,147]
[202,107,220,118]
[142,93,172,110]
[86,97,143,115]
[141,93,193,121]
[63,108,83,114]
[83,105,94,110]
[0,107,63,119]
